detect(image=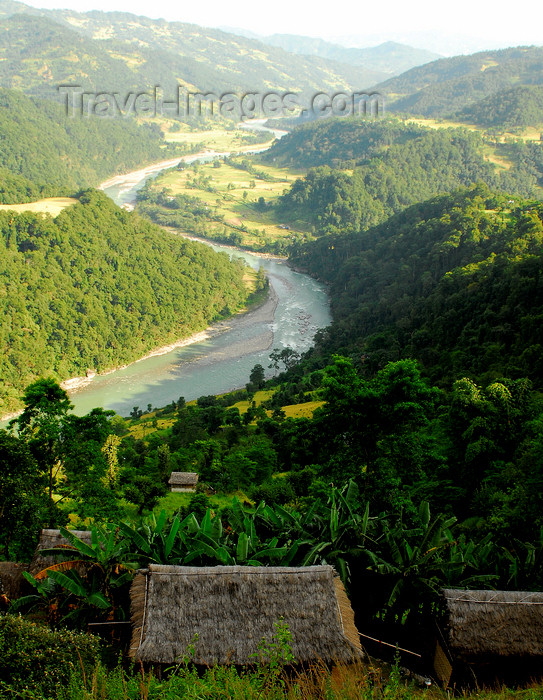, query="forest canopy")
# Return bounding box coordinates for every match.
[0,88,166,193]
[290,184,543,387]
[0,190,251,414]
